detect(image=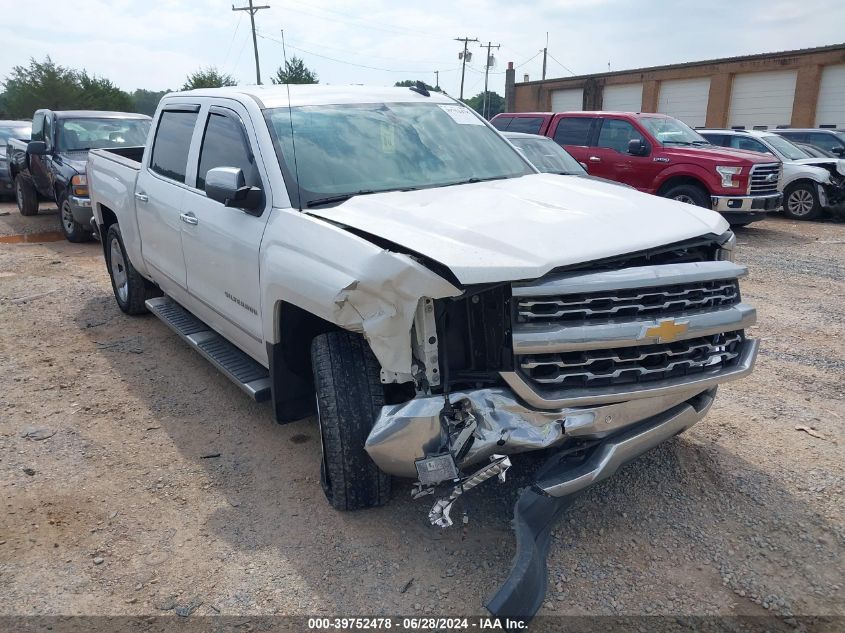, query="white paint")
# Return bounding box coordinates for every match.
[728,70,797,129]
[551,88,583,111]
[815,64,845,128]
[657,78,711,128]
[601,83,643,112]
[308,173,727,286]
